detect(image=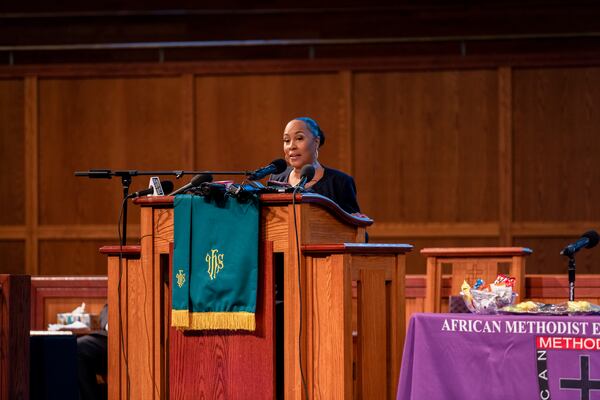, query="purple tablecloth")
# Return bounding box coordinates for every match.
[398,313,600,400]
